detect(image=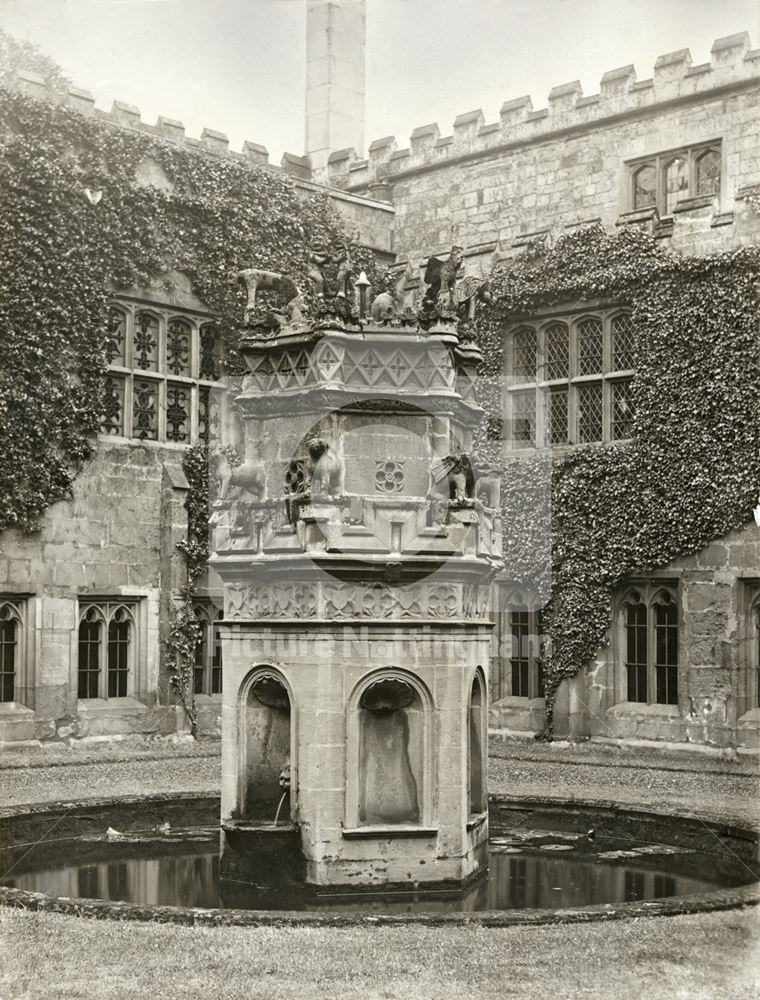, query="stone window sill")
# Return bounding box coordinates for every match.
[608,701,680,717]
[222,819,297,833]
[466,811,488,832]
[77,697,148,716]
[0,702,34,717]
[195,694,222,703]
[492,695,545,708]
[342,826,438,840]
